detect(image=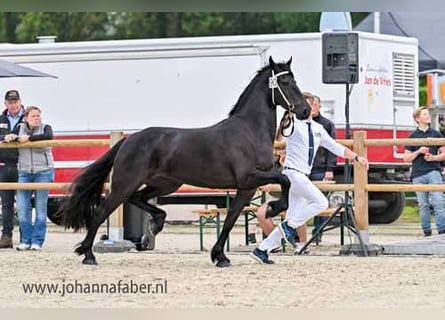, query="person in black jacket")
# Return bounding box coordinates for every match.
[0,90,26,249]
[309,94,337,243]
